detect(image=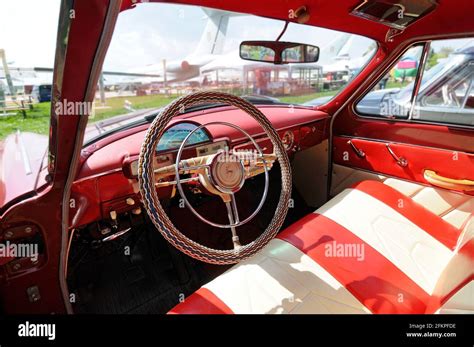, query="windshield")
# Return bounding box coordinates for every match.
[84,3,375,143]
